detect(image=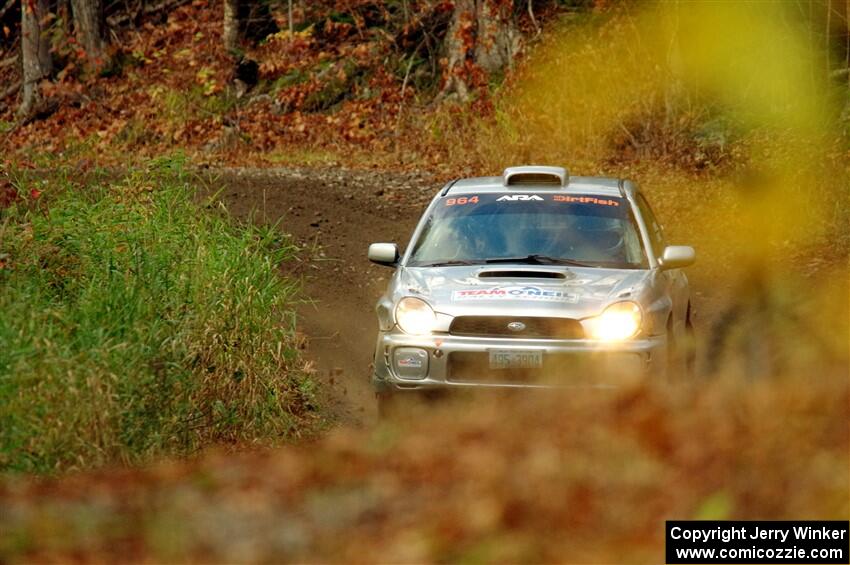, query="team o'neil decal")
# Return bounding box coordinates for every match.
[452,286,579,303]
